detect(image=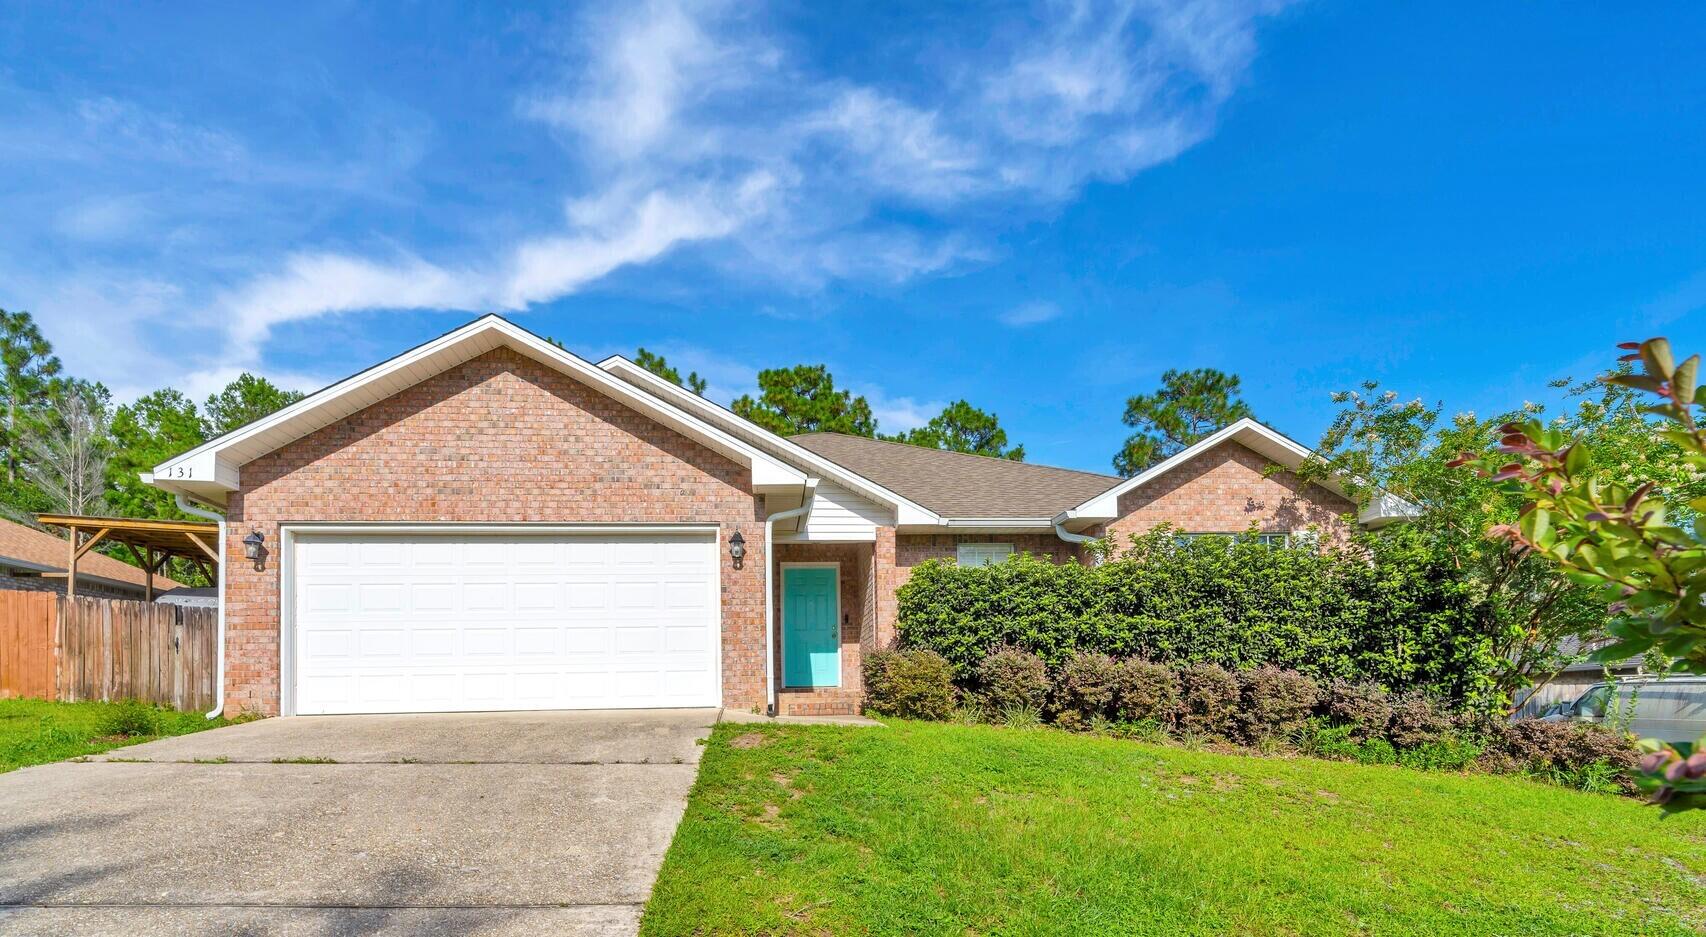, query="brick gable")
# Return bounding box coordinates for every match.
[221,347,767,715]
[1100,440,1354,545]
